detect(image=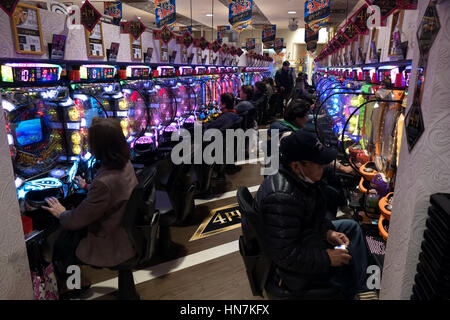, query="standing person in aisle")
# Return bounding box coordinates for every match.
[275,61,295,111]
